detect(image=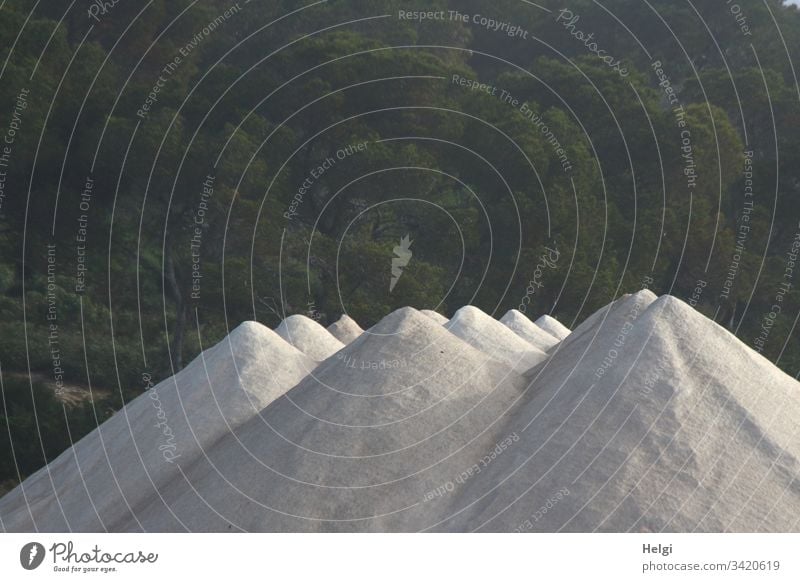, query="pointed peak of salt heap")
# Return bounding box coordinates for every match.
[364,306,431,335]
[446,305,548,373]
[276,314,344,361]
[558,289,656,348]
[636,293,800,385]
[0,320,316,532]
[227,320,295,353]
[118,306,526,532]
[334,306,501,375]
[13,292,800,534]
[230,319,269,336]
[327,314,363,344]
[534,314,571,340]
[300,306,520,402]
[421,309,449,324]
[450,292,800,532]
[500,309,560,351]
